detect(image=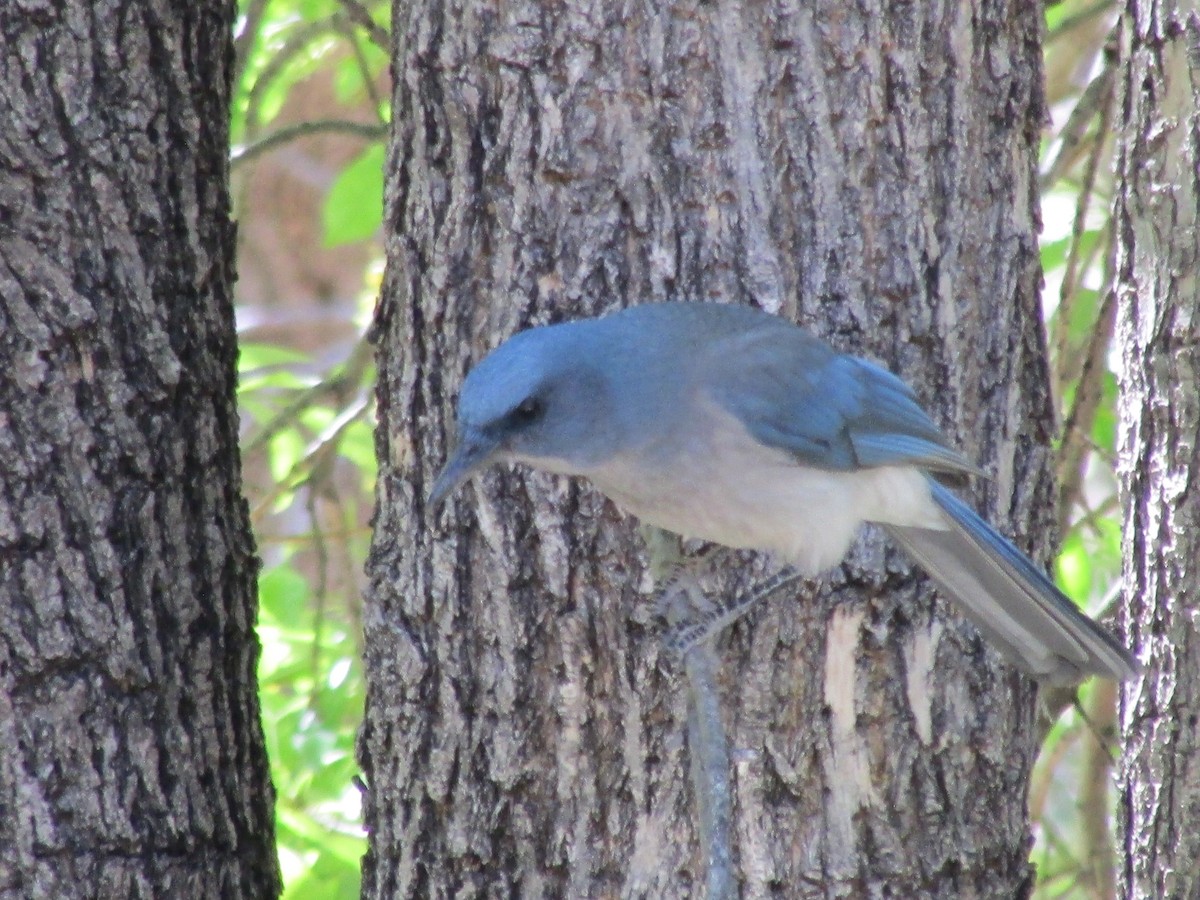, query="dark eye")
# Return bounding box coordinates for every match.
[510,396,544,425]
